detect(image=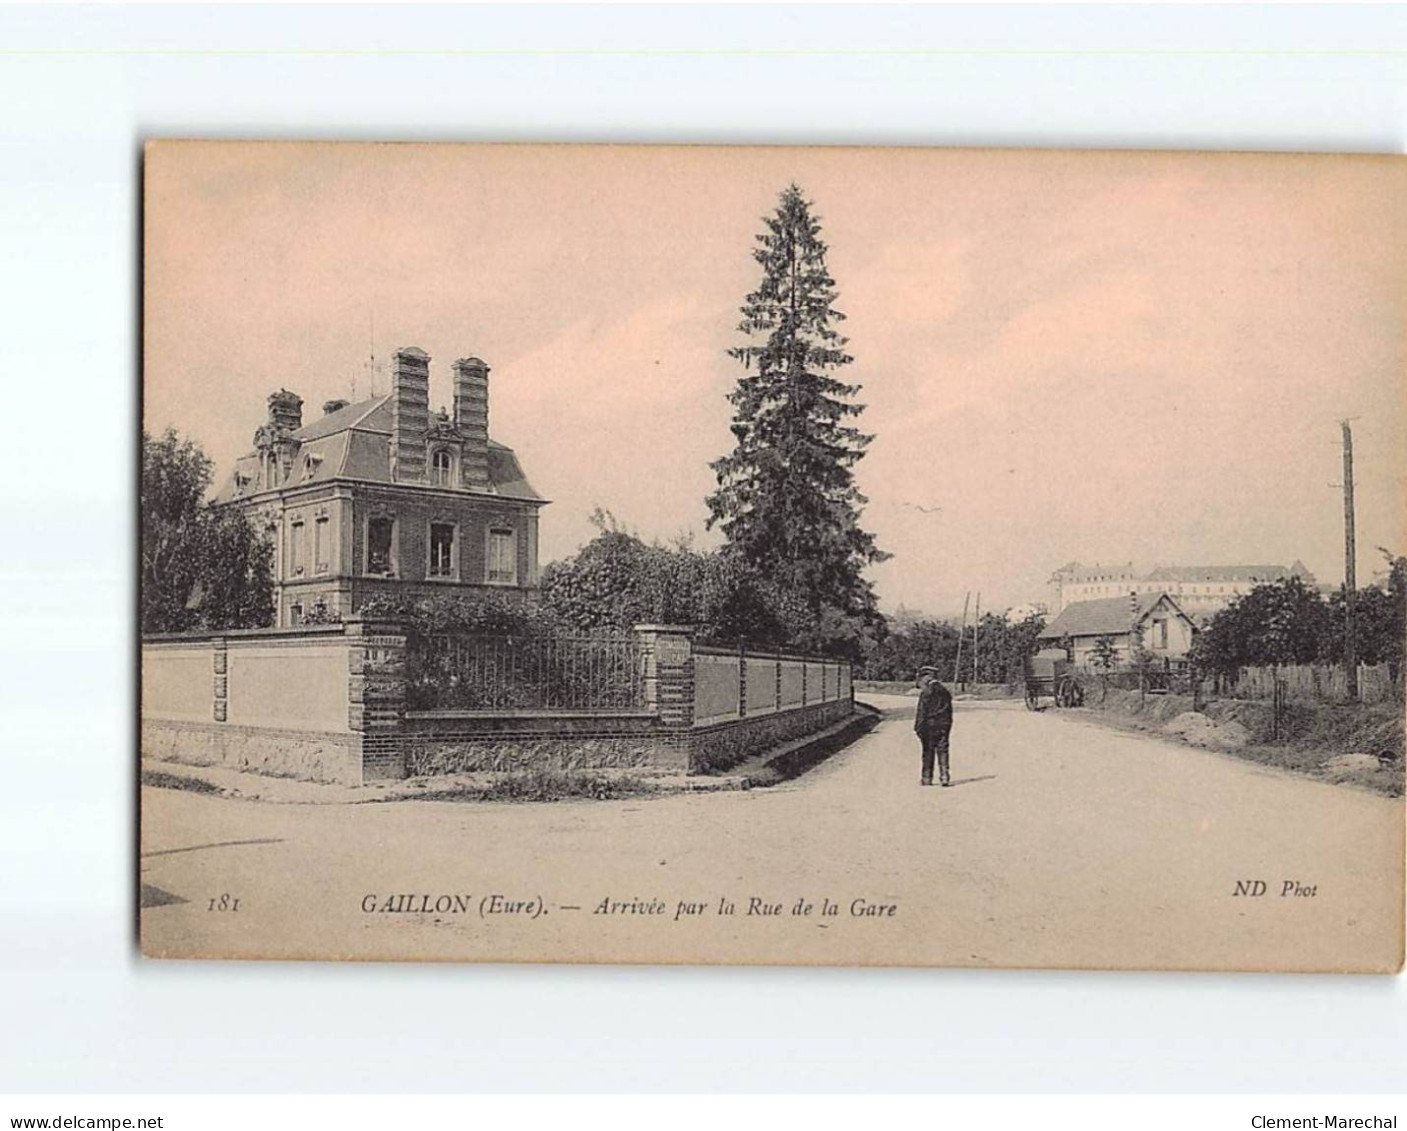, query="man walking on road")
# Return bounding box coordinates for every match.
[914,666,954,787]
